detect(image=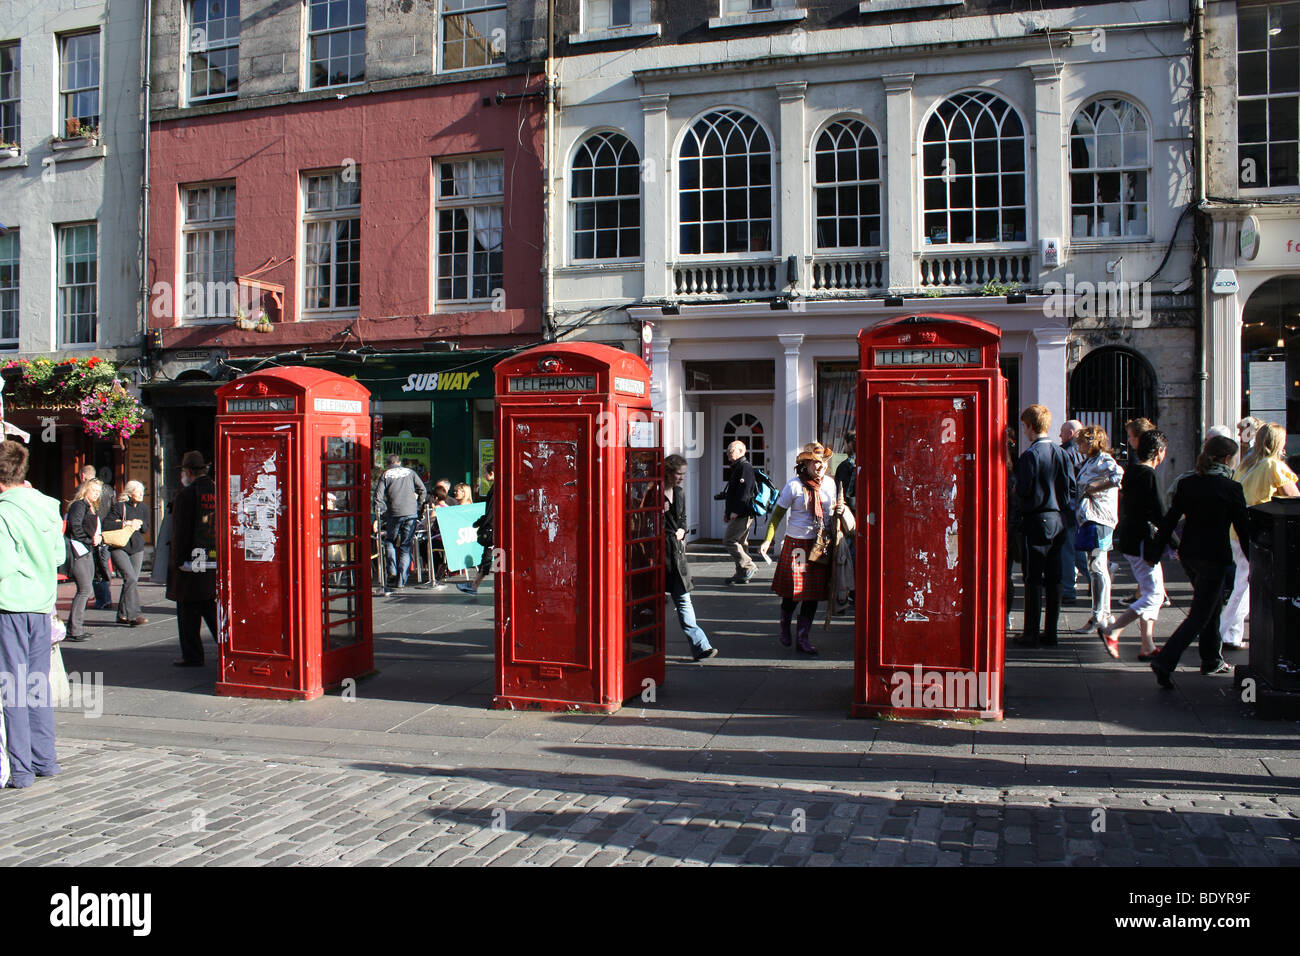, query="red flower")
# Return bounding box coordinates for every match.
[86,357,101,367]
